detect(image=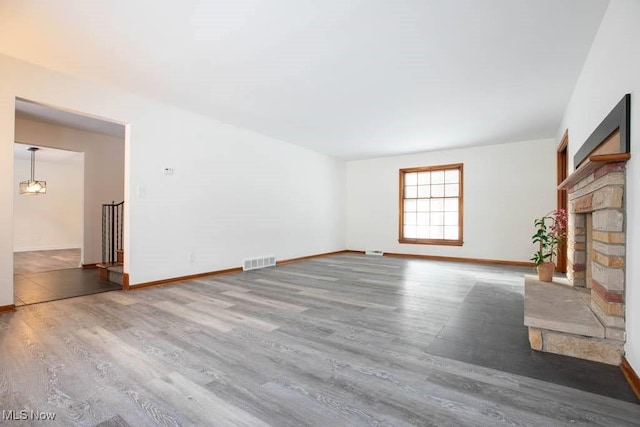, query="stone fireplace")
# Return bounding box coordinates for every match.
[524,94,630,365]
[567,159,626,342]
